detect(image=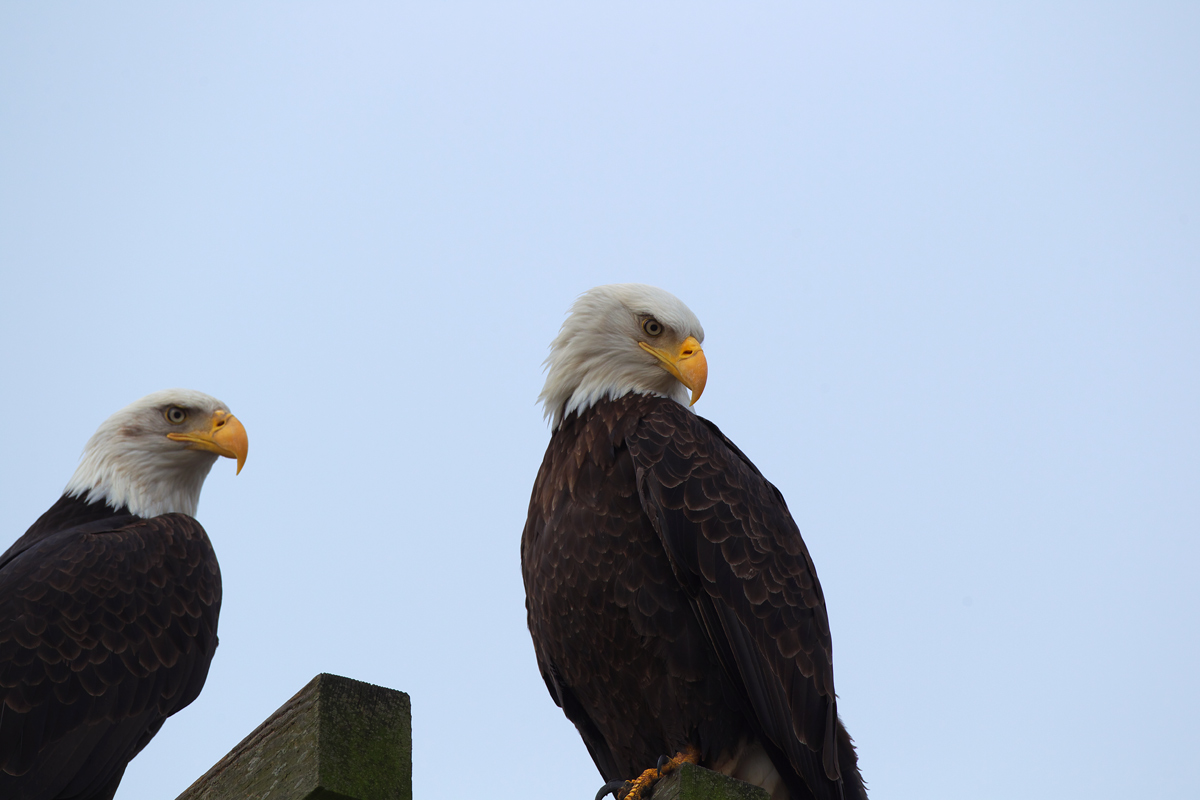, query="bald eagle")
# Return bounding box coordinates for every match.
[0,389,248,800]
[522,285,866,800]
